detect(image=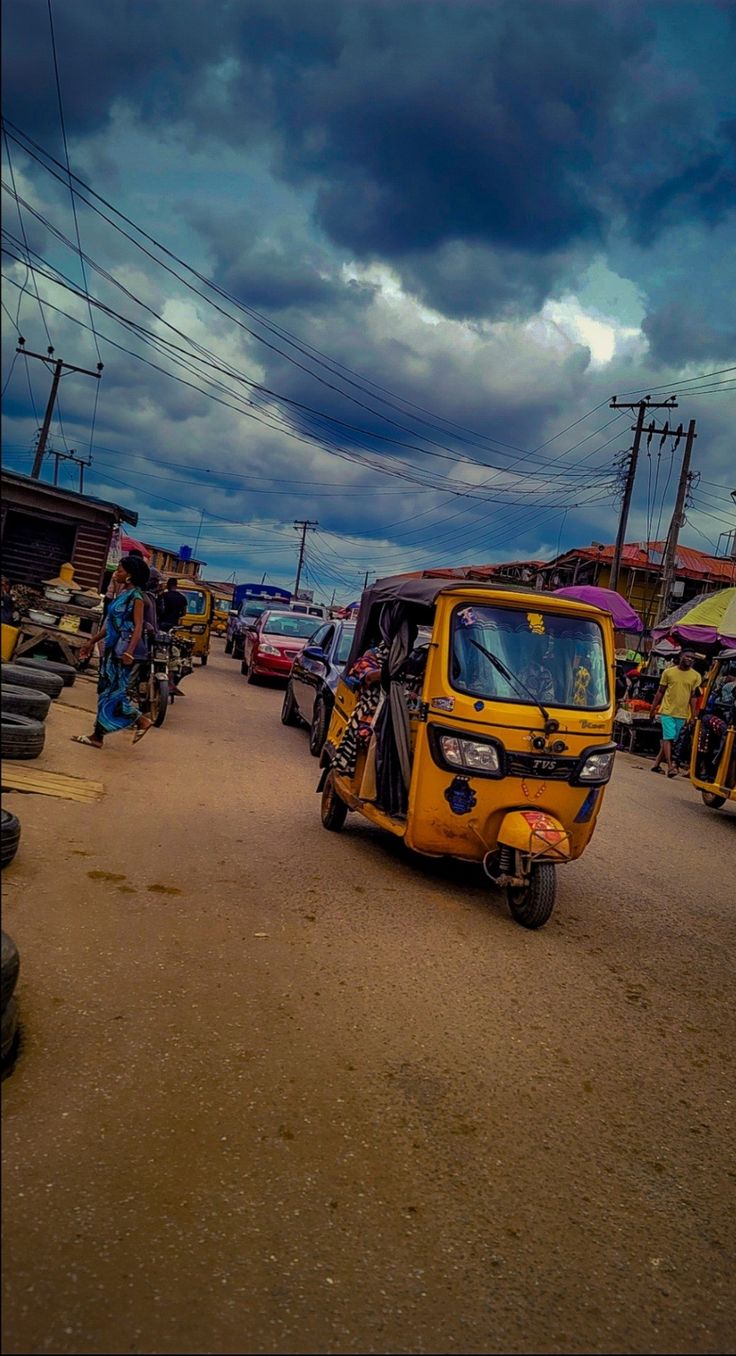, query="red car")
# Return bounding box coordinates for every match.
[241,609,320,683]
